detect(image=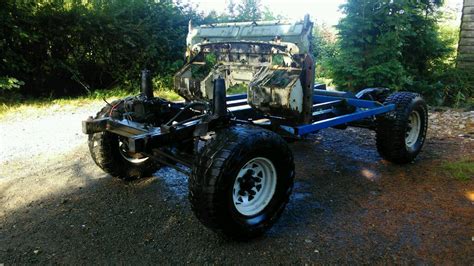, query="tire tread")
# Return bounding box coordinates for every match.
[376,92,428,164]
[189,125,294,239]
